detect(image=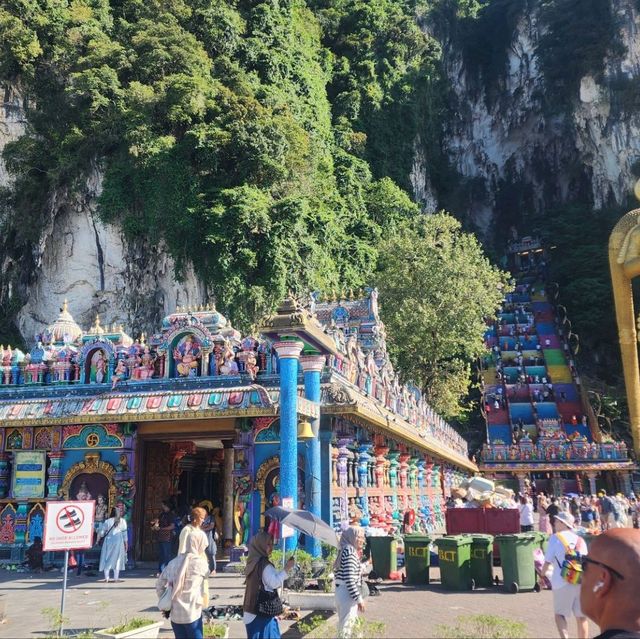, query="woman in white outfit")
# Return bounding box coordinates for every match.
[334,527,365,638]
[98,507,127,583]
